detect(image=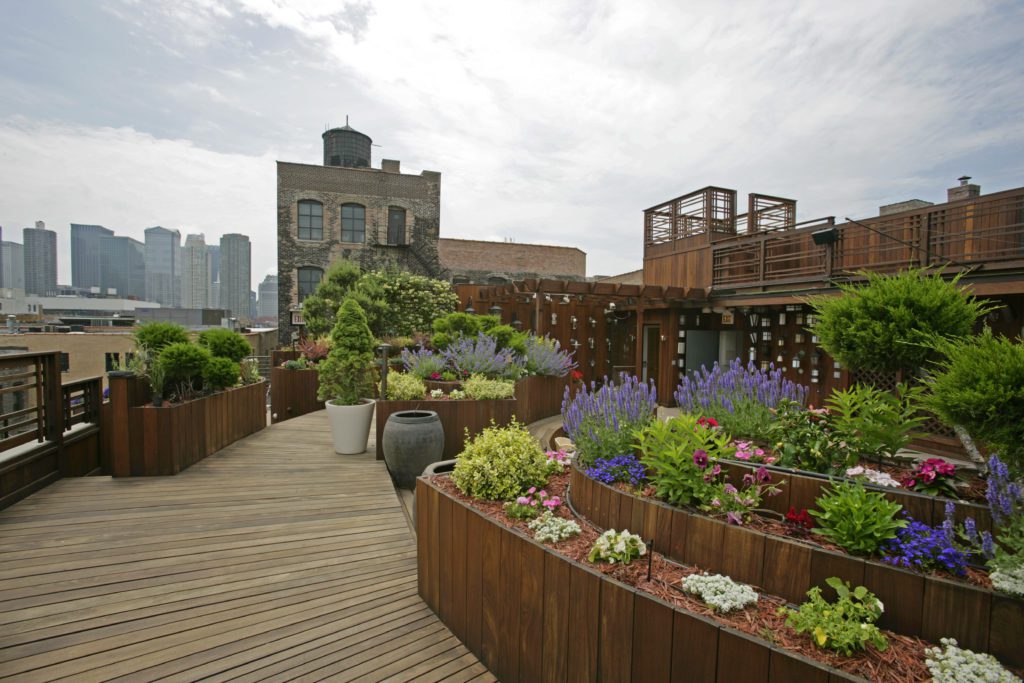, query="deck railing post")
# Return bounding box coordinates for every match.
[41,352,67,477]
